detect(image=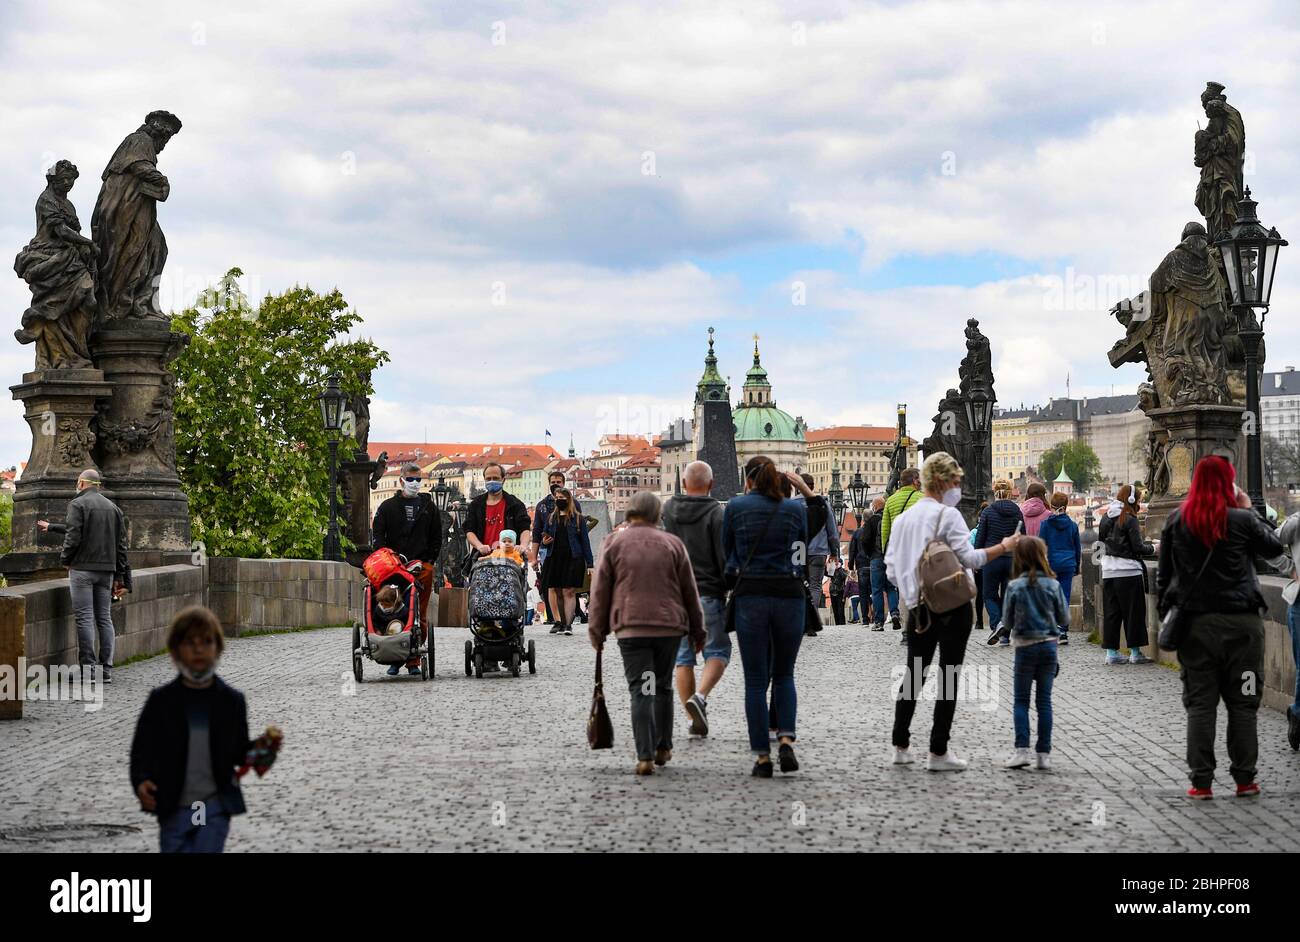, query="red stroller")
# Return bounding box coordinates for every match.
[352,548,433,682]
